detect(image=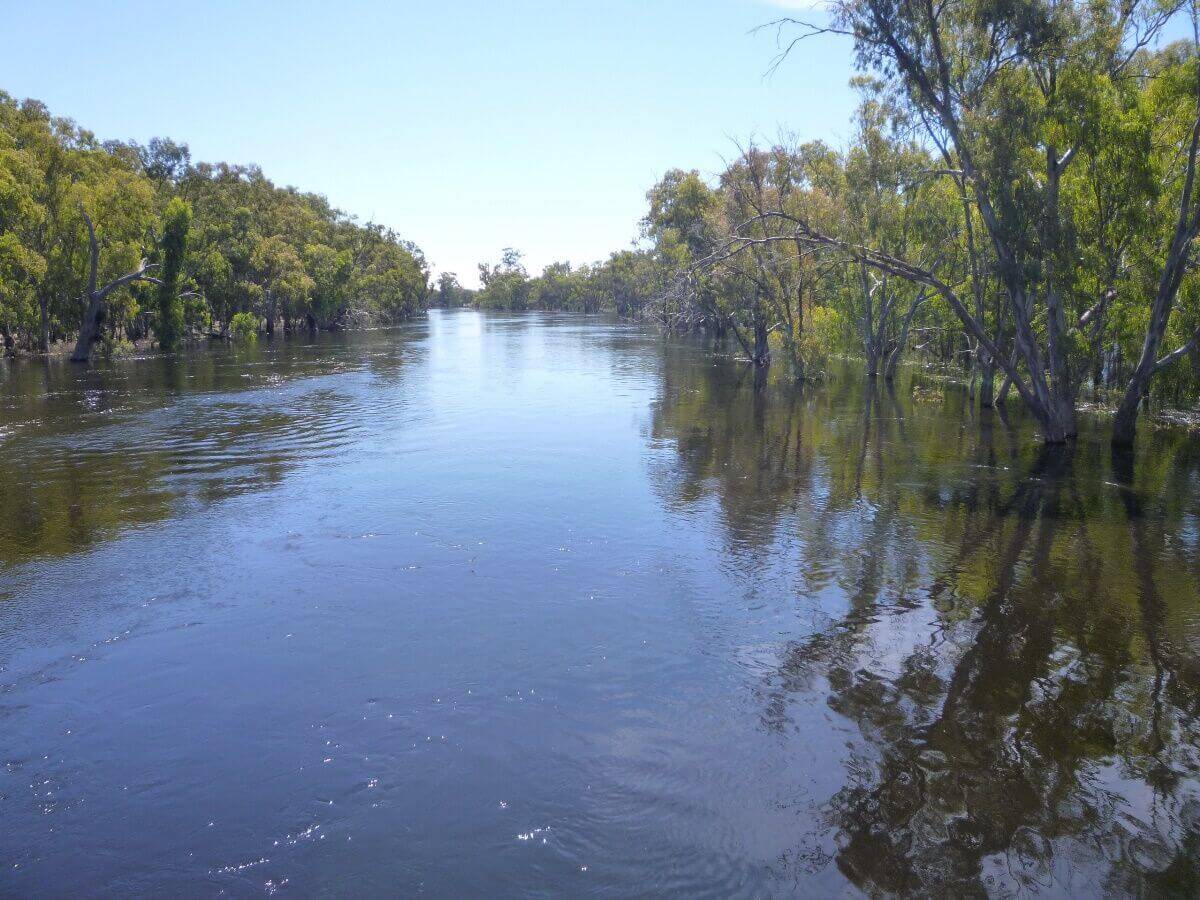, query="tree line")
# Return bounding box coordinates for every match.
[464,0,1200,448]
[7,0,1200,449]
[671,0,1200,448]
[0,92,430,362]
